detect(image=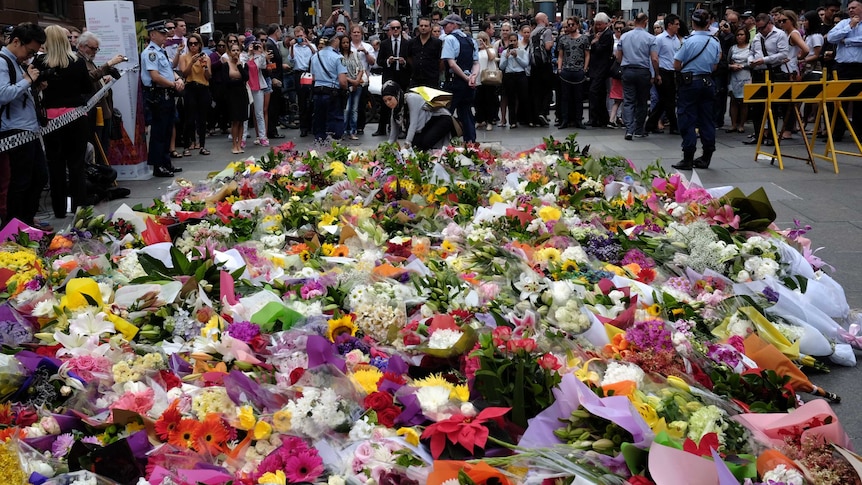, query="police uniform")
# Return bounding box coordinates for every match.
[440,15,479,143]
[672,14,721,170]
[309,40,347,141]
[141,20,179,177]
